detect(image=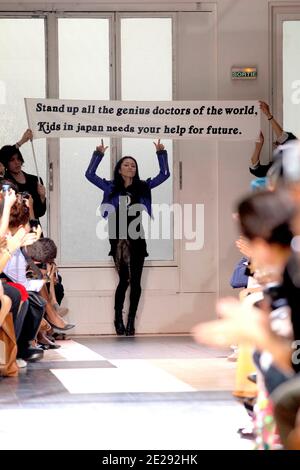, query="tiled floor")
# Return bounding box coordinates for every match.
[0,335,252,450]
